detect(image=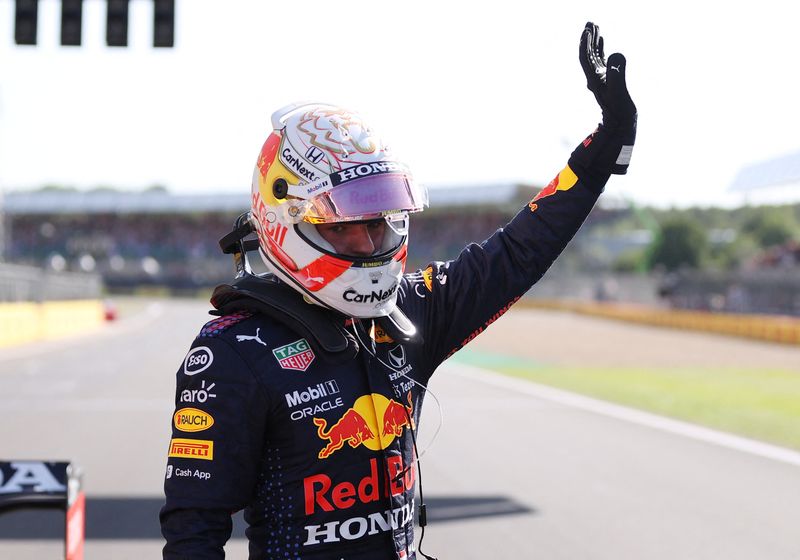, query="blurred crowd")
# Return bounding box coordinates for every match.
[4,209,516,291]
[5,208,800,316]
[7,213,237,290]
